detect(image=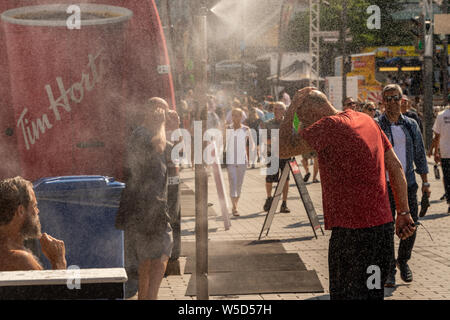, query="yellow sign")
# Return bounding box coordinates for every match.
[364,45,450,57]
[347,53,378,85]
[363,46,420,58]
[359,85,383,104]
